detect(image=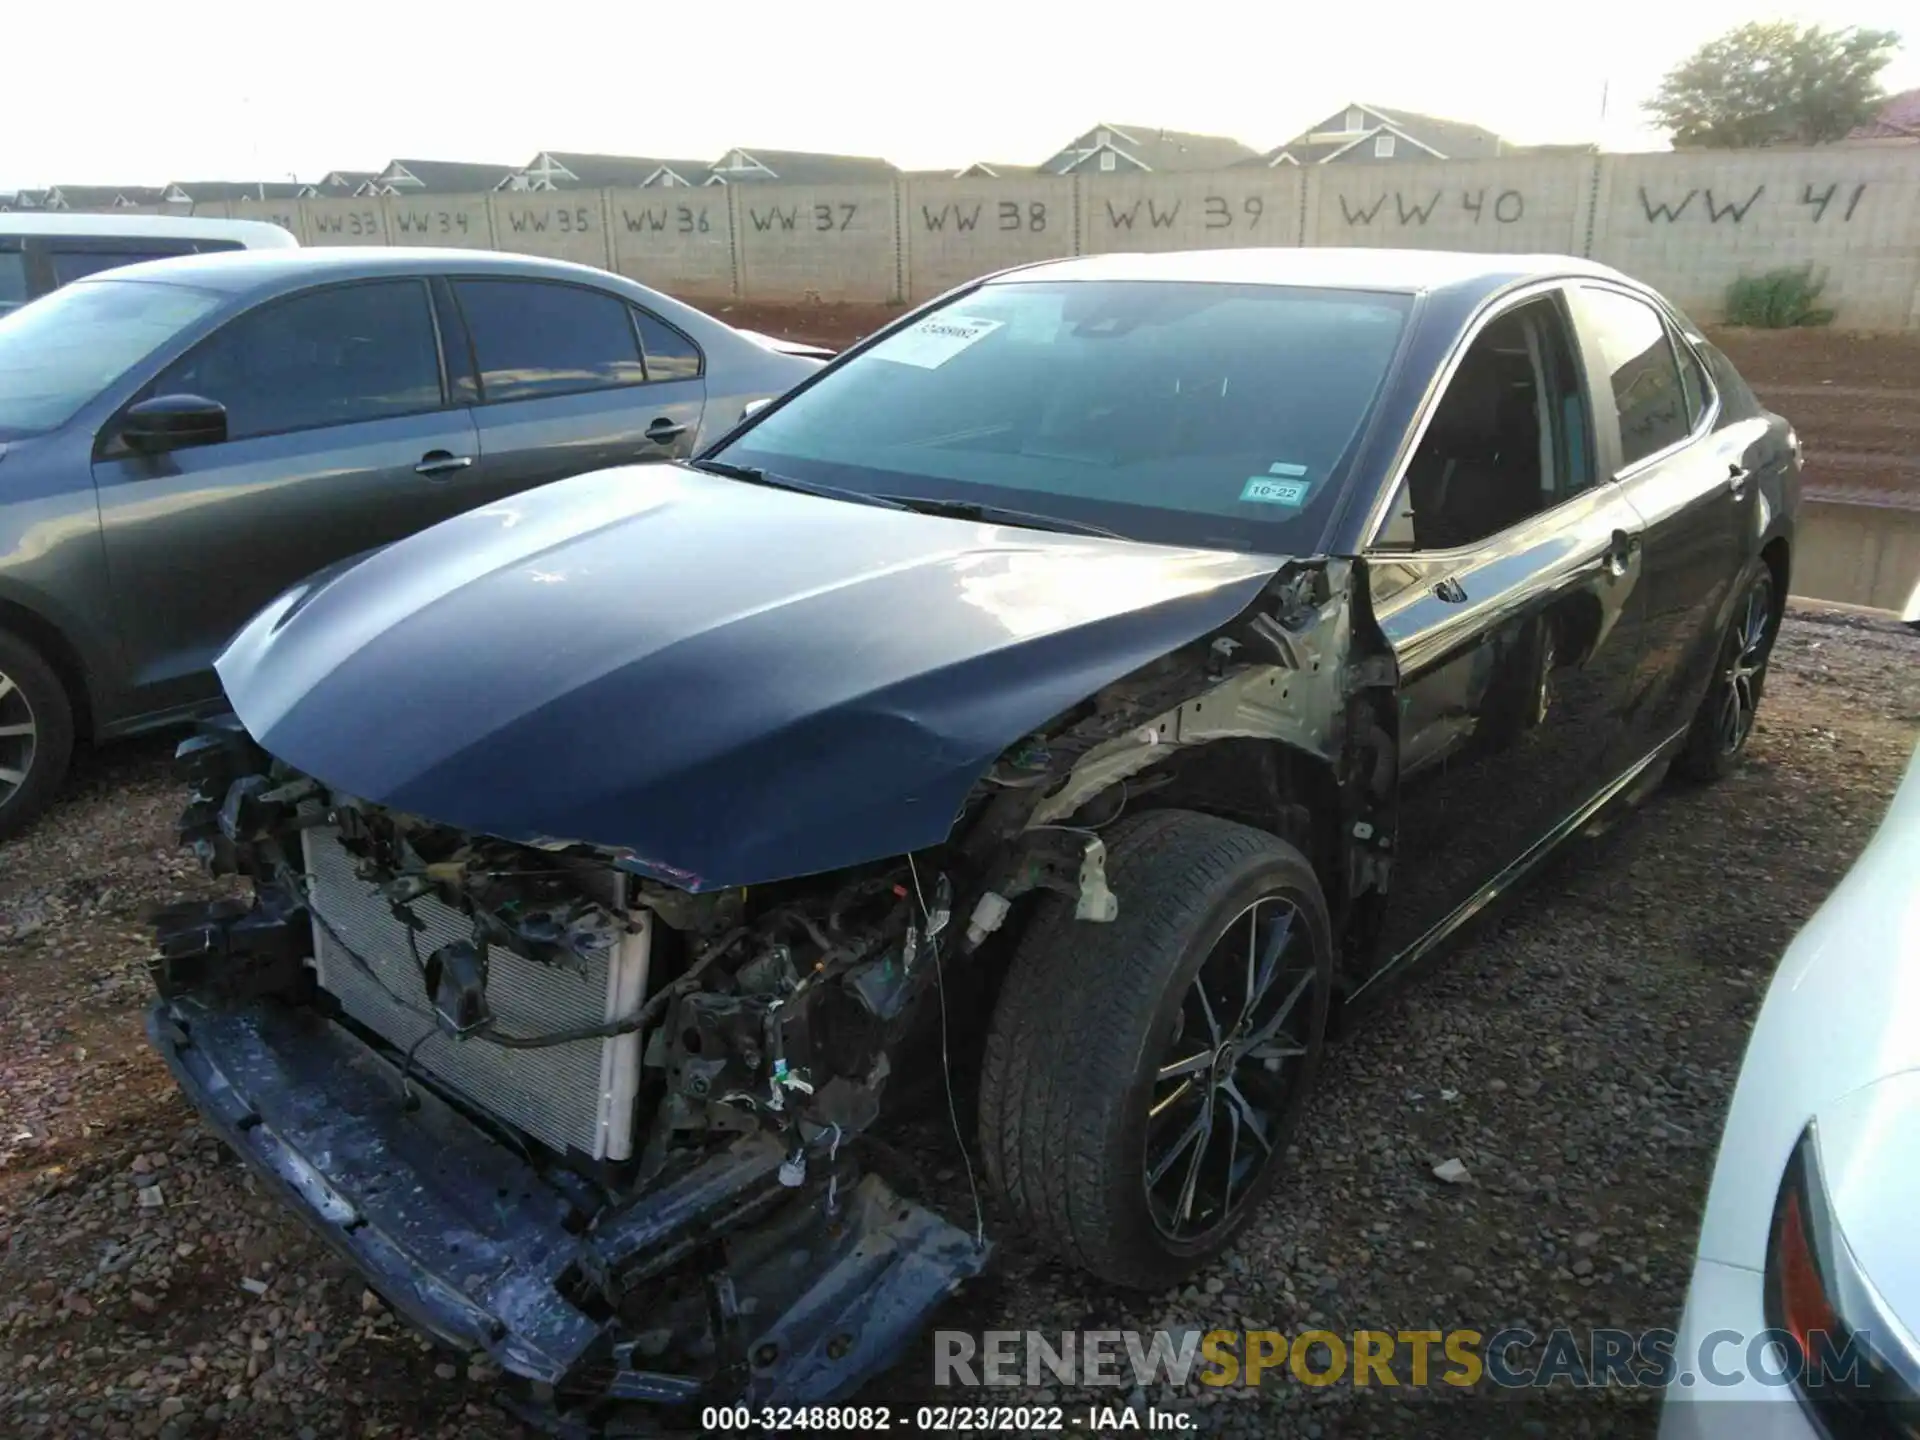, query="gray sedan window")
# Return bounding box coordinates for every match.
[151,280,443,441]
[0,278,222,438]
[453,280,645,402]
[633,308,702,382]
